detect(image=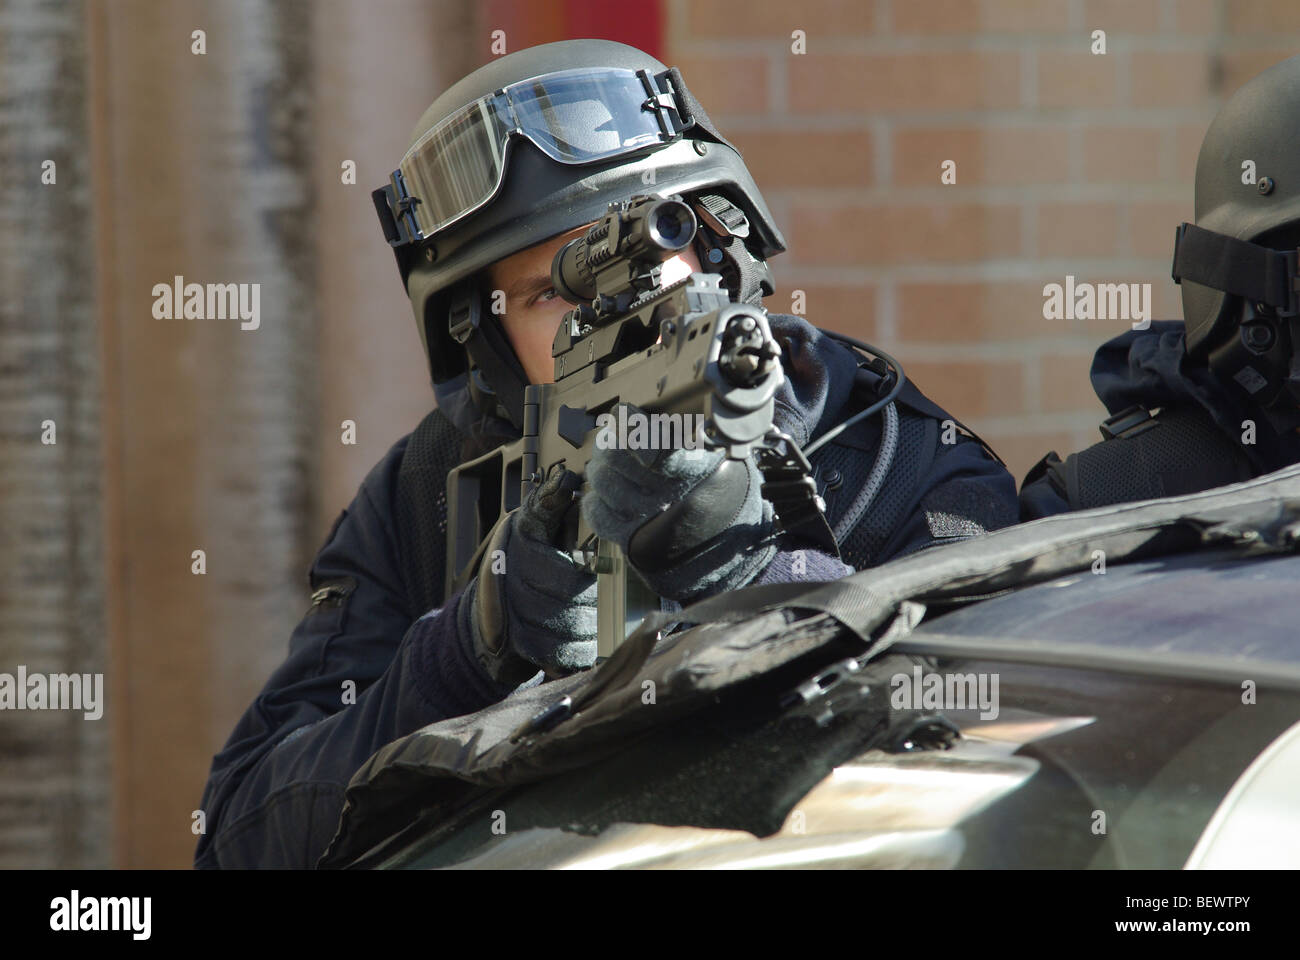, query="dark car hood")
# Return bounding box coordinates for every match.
[319,462,1300,867]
